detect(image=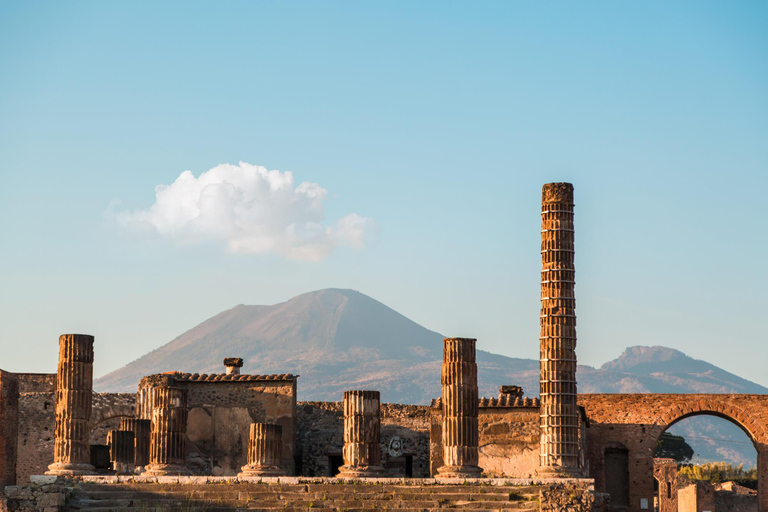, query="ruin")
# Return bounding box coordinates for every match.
[119,418,150,469]
[0,181,765,512]
[436,337,482,478]
[337,390,385,477]
[238,423,285,477]
[106,430,134,475]
[46,334,96,476]
[145,376,189,476]
[539,182,580,477]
